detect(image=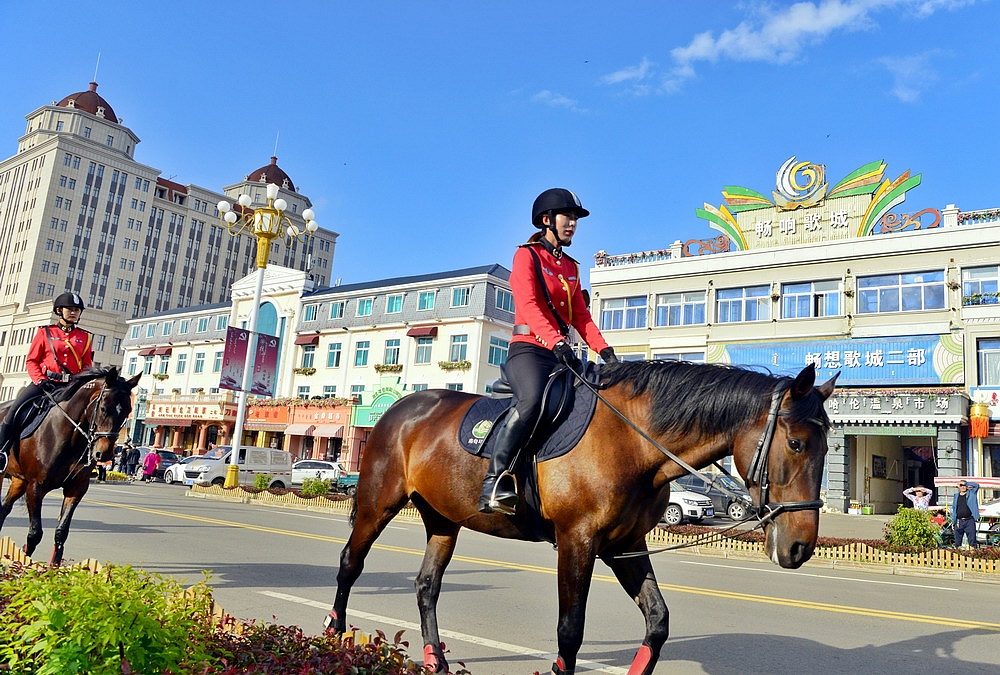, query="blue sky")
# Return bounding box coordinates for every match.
[1,1,996,287]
